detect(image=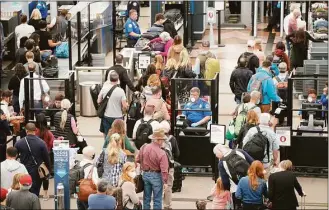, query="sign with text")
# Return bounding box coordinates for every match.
[207,7,216,24]
[138,53,151,69]
[53,140,70,210]
[210,124,226,144]
[276,127,291,147]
